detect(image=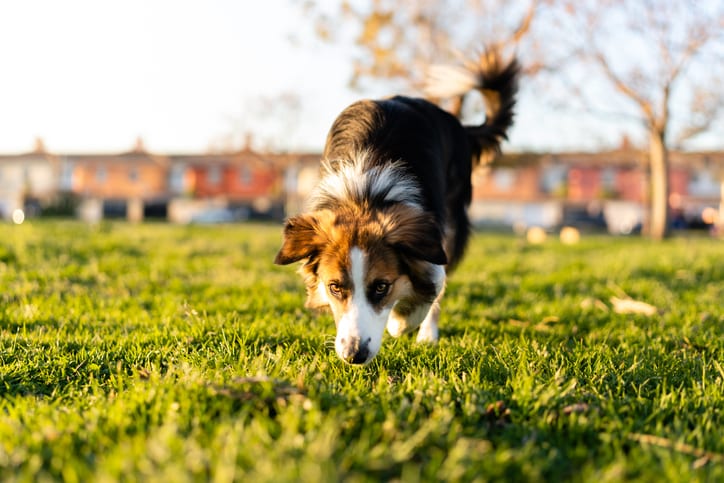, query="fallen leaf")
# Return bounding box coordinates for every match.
[562,402,589,414]
[507,319,528,327]
[539,315,560,324]
[610,296,657,316]
[580,297,610,312]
